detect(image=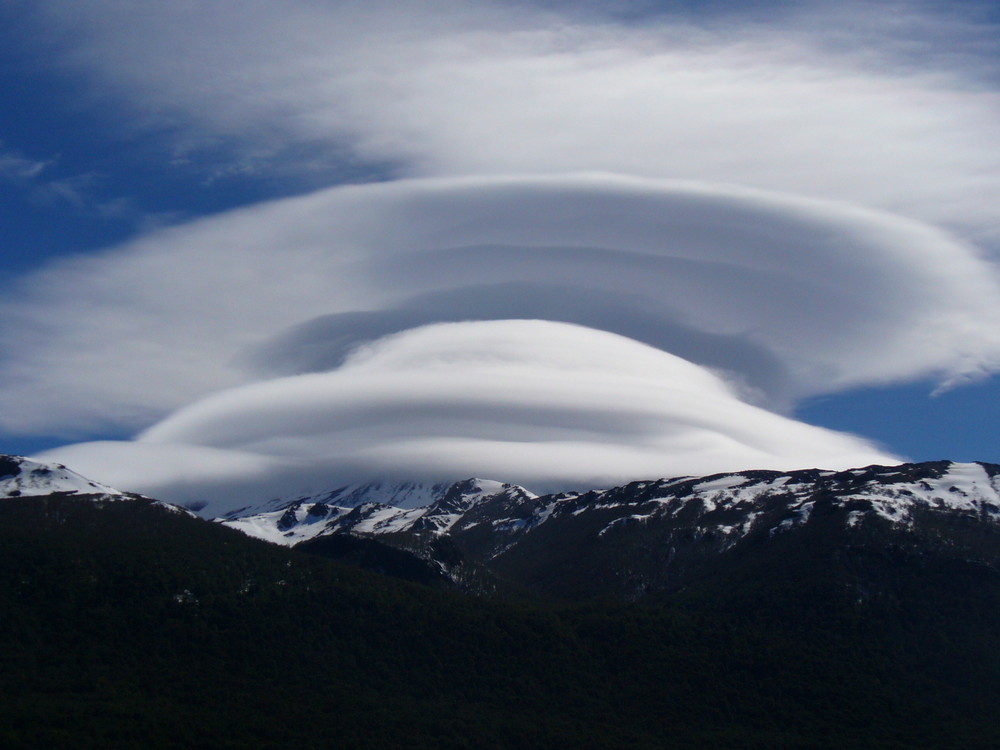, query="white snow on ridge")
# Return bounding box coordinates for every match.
[918,462,998,509]
[693,475,749,493]
[220,477,535,545]
[840,462,1000,525]
[0,457,128,500]
[219,462,1000,548]
[224,480,459,519]
[461,479,533,501]
[594,463,1000,542]
[326,481,455,509]
[350,505,424,535]
[221,504,354,546]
